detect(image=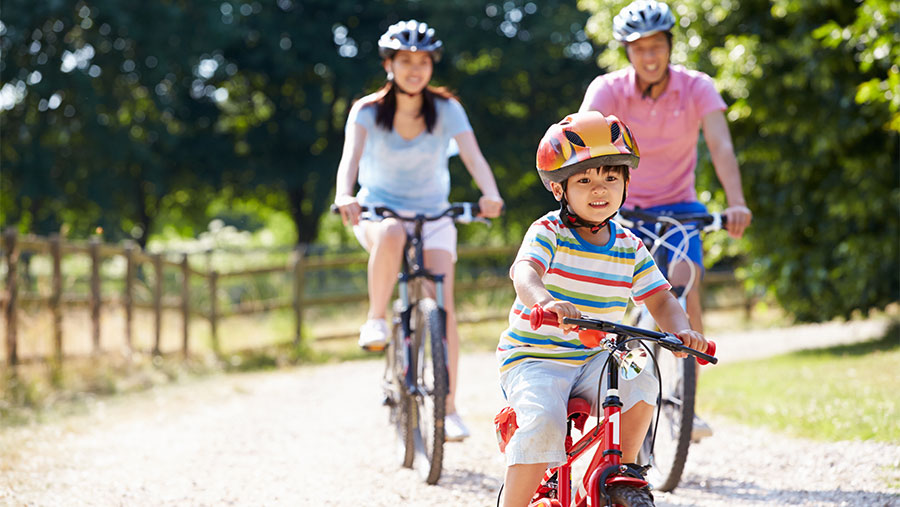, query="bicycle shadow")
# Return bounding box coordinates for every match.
[656,475,900,506]
[435,466,503,496]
